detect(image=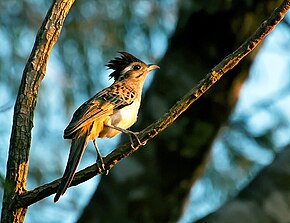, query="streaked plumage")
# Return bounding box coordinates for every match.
[54,52,159,202]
